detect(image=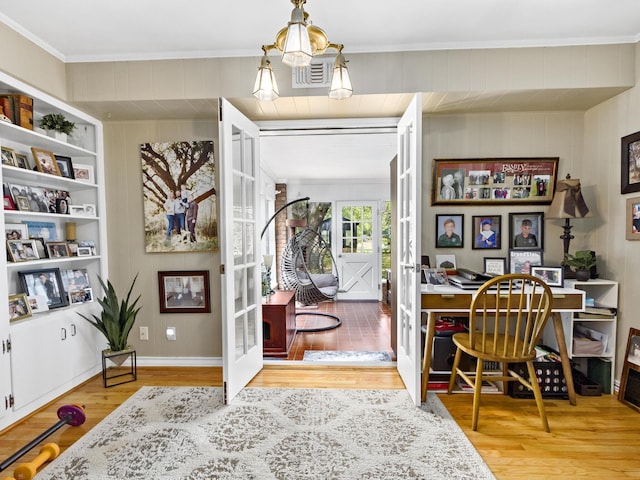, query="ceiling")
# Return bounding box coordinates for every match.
[1,1,638,180]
